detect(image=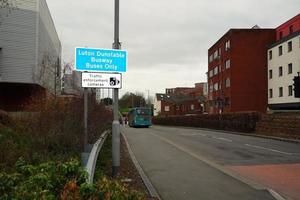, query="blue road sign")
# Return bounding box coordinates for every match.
[75,47,127,72]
